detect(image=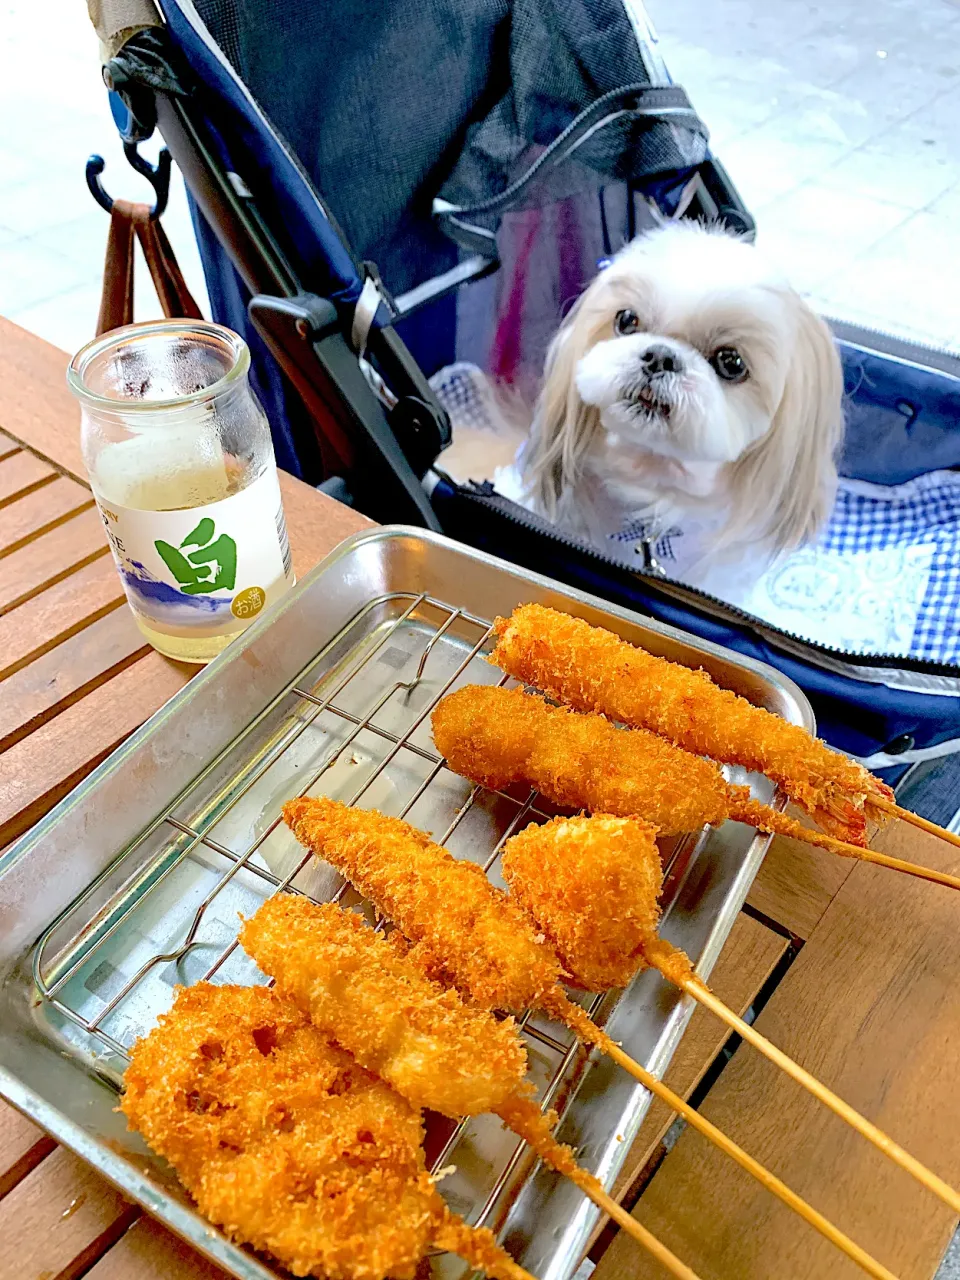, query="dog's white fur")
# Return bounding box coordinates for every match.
[442,222,844,585]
